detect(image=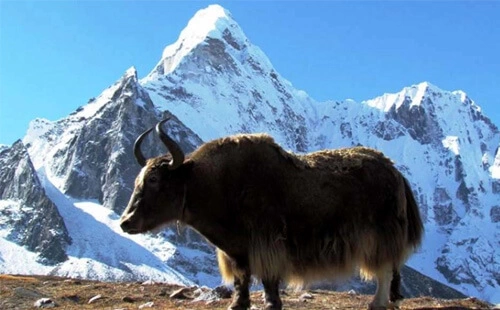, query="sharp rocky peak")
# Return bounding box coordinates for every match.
[360,82,498,146]
[363,81,491,124]
[124,66,138,79]
[148,4,249,78]
[364,82,446,112]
